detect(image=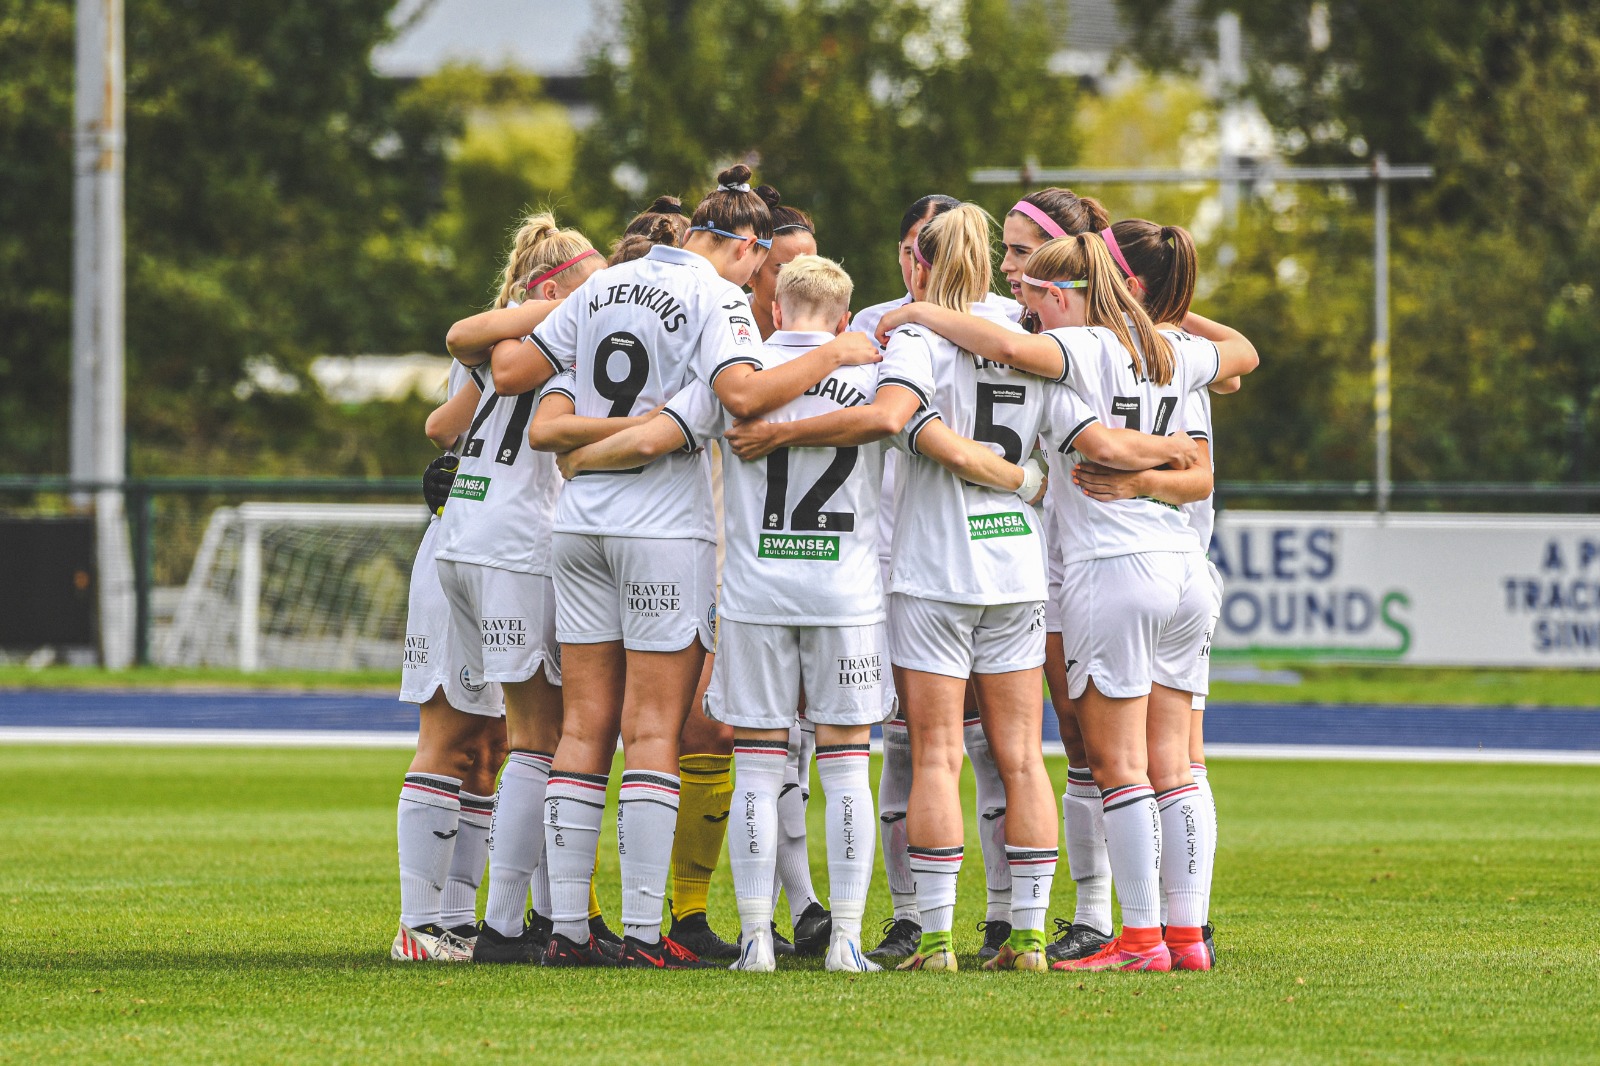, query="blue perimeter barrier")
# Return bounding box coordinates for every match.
[1,691,1597,753]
